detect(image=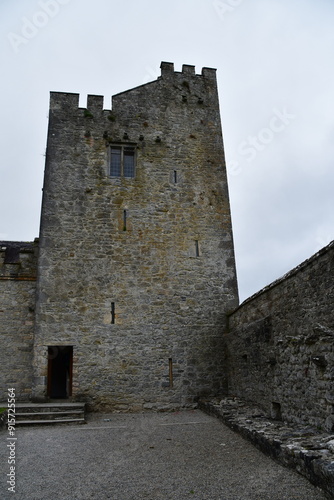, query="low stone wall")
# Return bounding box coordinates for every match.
[200,398,334,499]
[226,241,334,432]
[0,409,7,430]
